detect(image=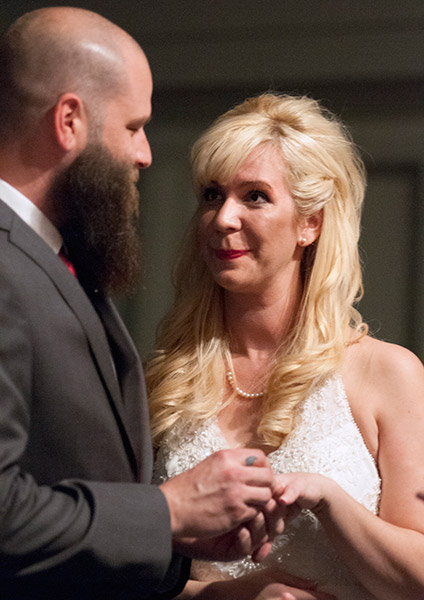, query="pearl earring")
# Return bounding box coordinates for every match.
[299,237,307,246]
